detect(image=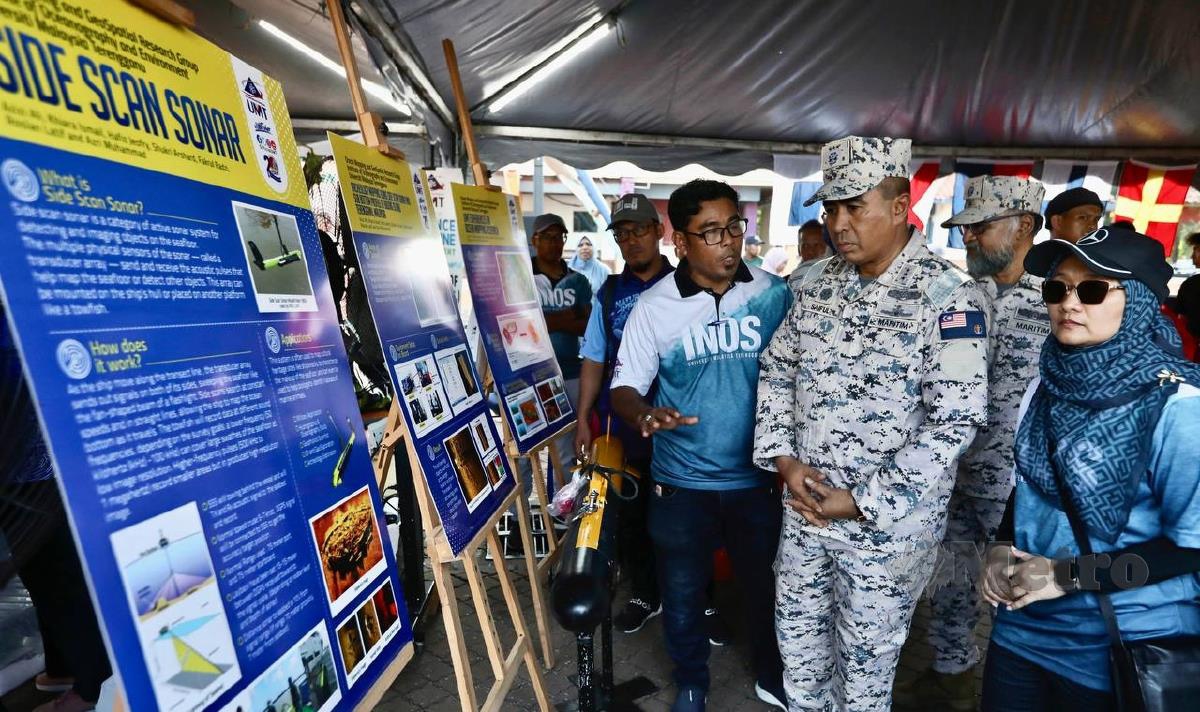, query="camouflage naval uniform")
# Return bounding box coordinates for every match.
[755,232,990,711]
[753,136,990,712]
[927,175,1049,676]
